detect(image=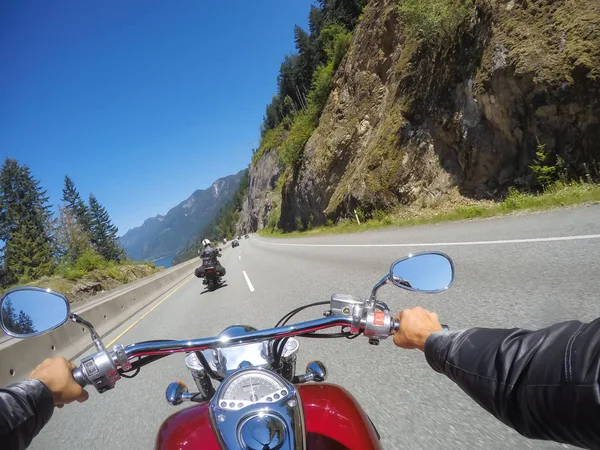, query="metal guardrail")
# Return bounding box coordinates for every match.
[0,255,203,385]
